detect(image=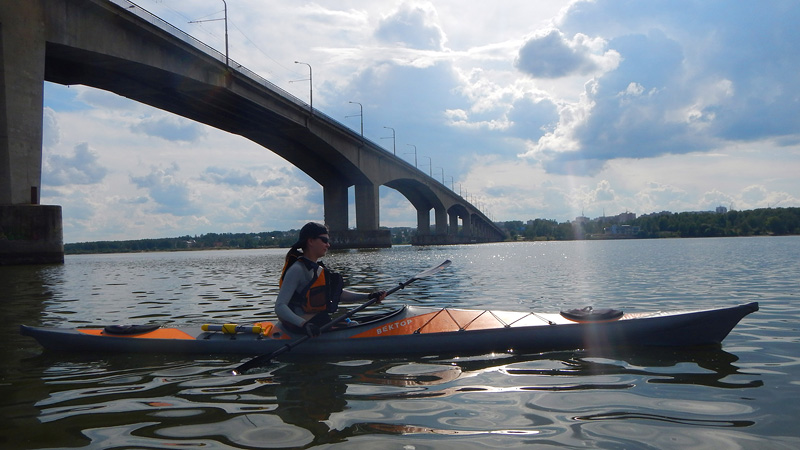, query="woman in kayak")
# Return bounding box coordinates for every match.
[275,222,386,338]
